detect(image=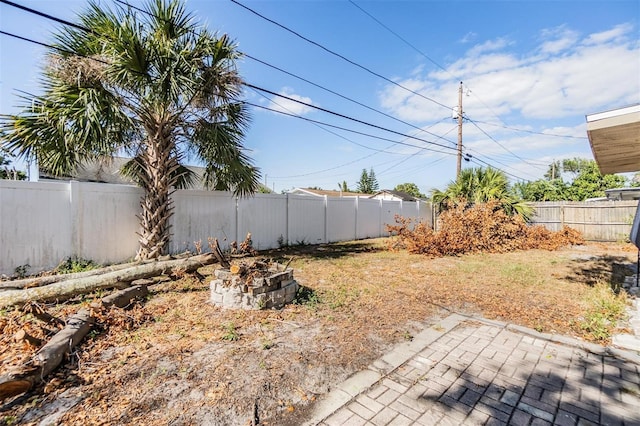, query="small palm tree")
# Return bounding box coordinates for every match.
[432,167,532,220]
[0,0,260,259]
